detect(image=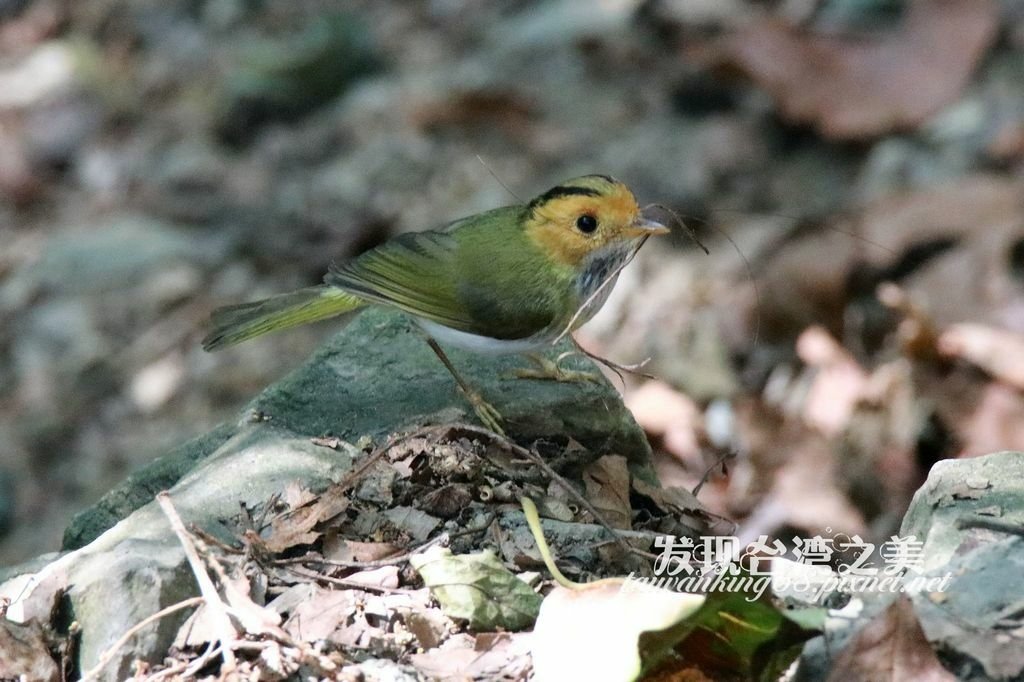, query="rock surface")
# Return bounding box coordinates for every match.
[1,307,650,678]
[900,451,1024,681]
[65,307,652,549]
